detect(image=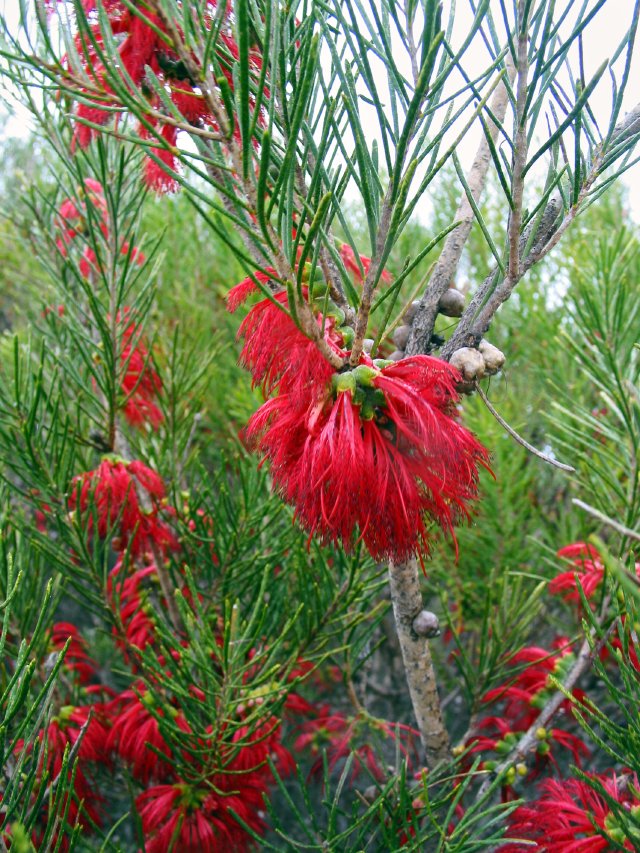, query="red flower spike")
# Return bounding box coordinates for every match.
[235,287,339,397]
[118,314,163,429]
[58,0,266,192]
[482,638,583,729]
[16,704,110,847]
[500,773,639,851]
[136,776,268,852]
[50,622,97,685]
[106,688,181,783]
[245,352,489,562]
[339,243,392,283]
[227,267,278,313]
[68,458,178,558]
[142,123,181,194]
[550,541,640,603]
